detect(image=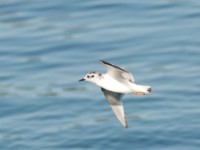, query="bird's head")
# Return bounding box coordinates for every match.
[79,71,102,83]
